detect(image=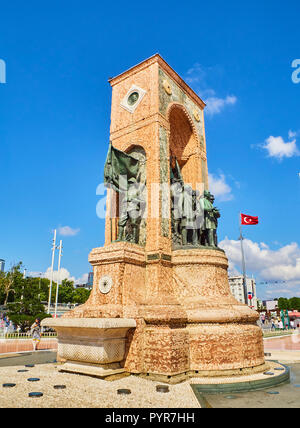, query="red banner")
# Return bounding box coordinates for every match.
[241,214,259,225]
